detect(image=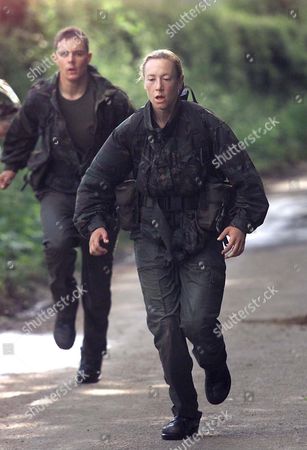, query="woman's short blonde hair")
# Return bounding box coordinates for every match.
[138,49,184,81]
